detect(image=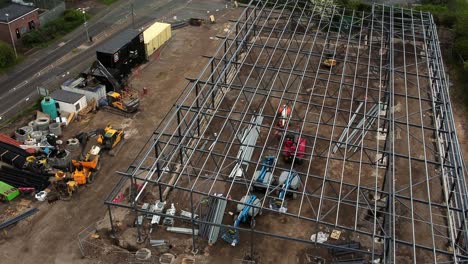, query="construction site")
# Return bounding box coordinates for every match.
[0,0,468,263]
